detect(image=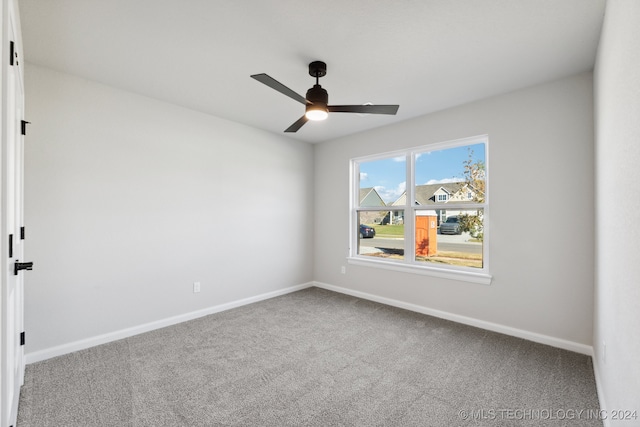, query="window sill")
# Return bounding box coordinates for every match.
[347,256,492,285]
